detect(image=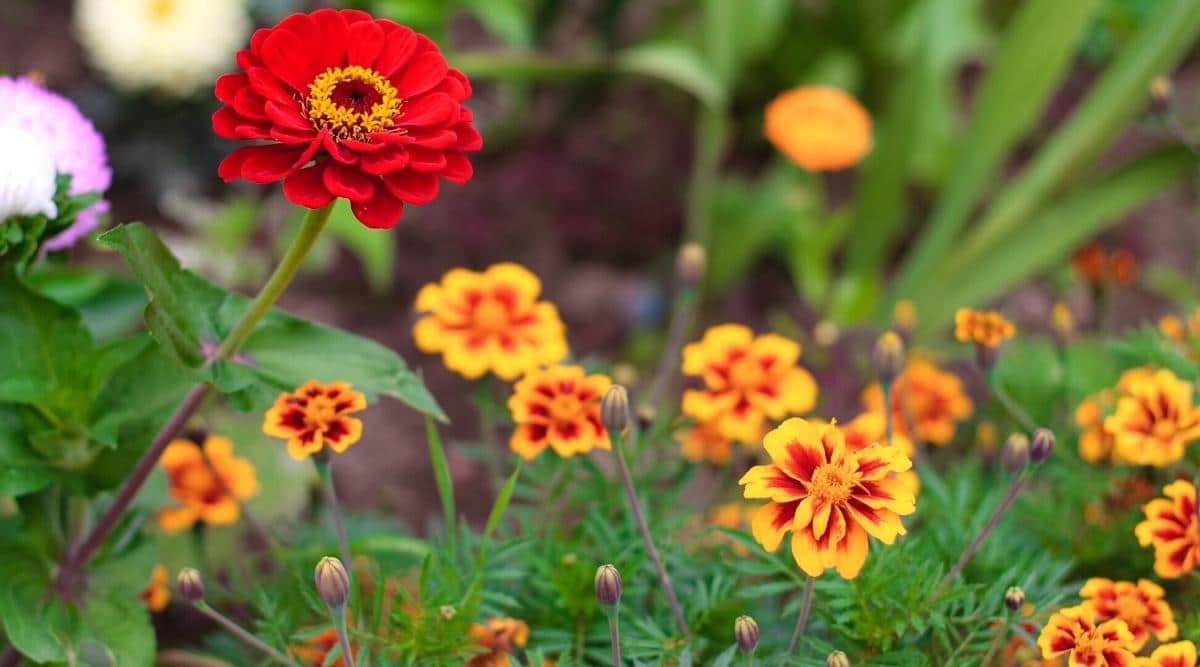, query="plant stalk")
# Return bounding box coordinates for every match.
[607,610,622,667]
[195,602,302,667]
[331,608,356,667]
[317,457,353,575]
[933,472,1028,597]
[787,576,816,656]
